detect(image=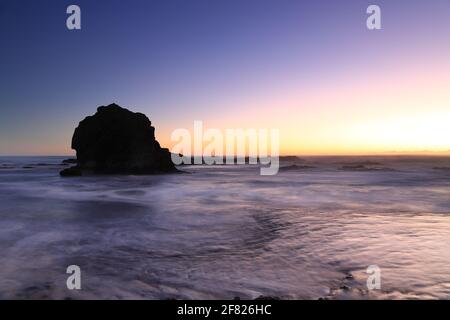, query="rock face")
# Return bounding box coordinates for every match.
[60,166,82,177]
[60,103,176,176]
